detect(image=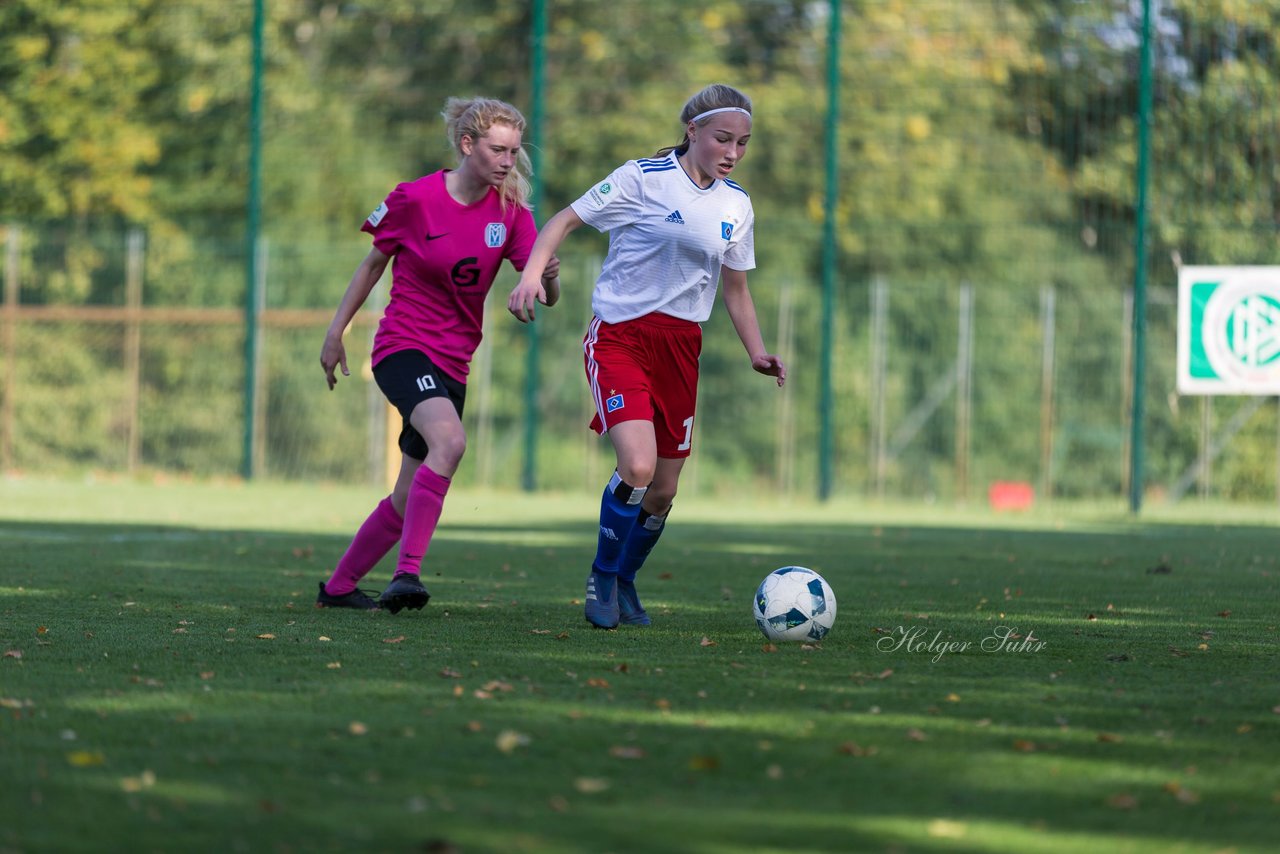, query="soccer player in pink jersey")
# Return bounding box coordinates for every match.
[508,84,785,629]
[318,97,560,613]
